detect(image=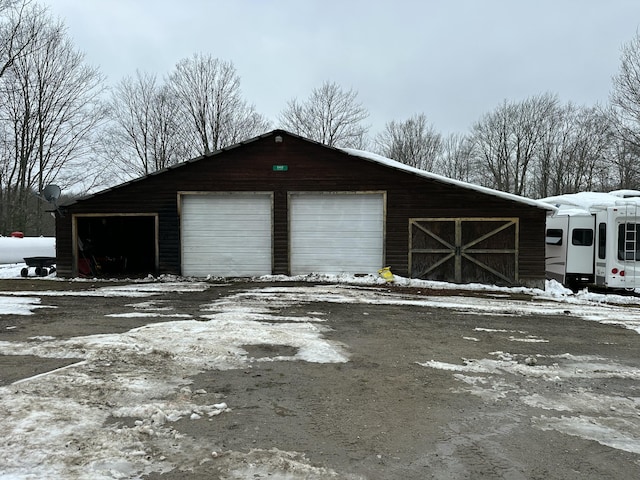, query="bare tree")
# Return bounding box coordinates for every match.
[0,7,106,233]
[0,0,44,79]
[103,71,187,180]
[471,99,516,193]
[611,32,640,154]
[434,133,476,182]
[374,113,442,170]
[531,104,613,197]
[530,101,564,198]
[279,81,369,148]
[0,0,48,232]
[167,54,270,156]
[610,137,640,190]
[603,106,640,190]
[471,93,557,196]
[609,33,640,190]
[556,106,611,194]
